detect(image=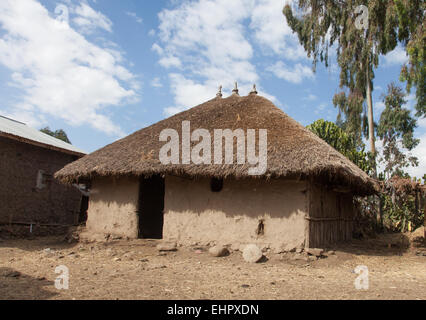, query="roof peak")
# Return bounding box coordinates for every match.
[232,81,239,95]
[216,83,258,98]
